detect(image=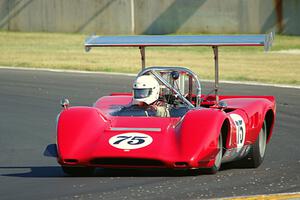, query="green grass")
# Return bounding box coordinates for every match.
[0,31,300,85]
